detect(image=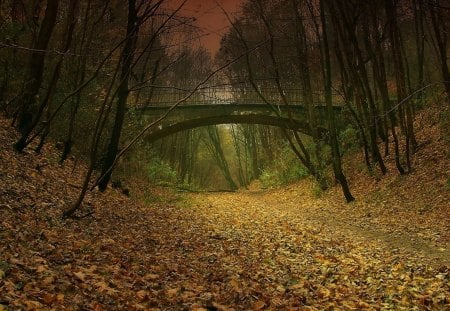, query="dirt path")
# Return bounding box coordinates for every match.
[189,190,450,267]
[172,189,450,309]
